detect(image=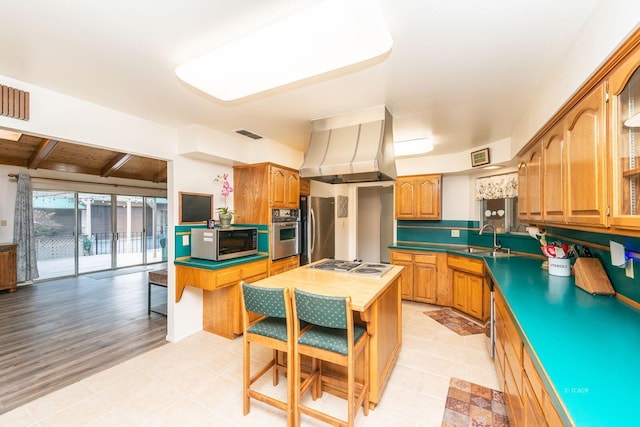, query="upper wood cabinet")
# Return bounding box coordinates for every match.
[517,141,543,222]
[299,178,311,196]
[270,165,299,209]
[542,121,566,223]
[609,46,640,230]
[233,162,300,224]
[395,174,442,220]
[564,83,608,227]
